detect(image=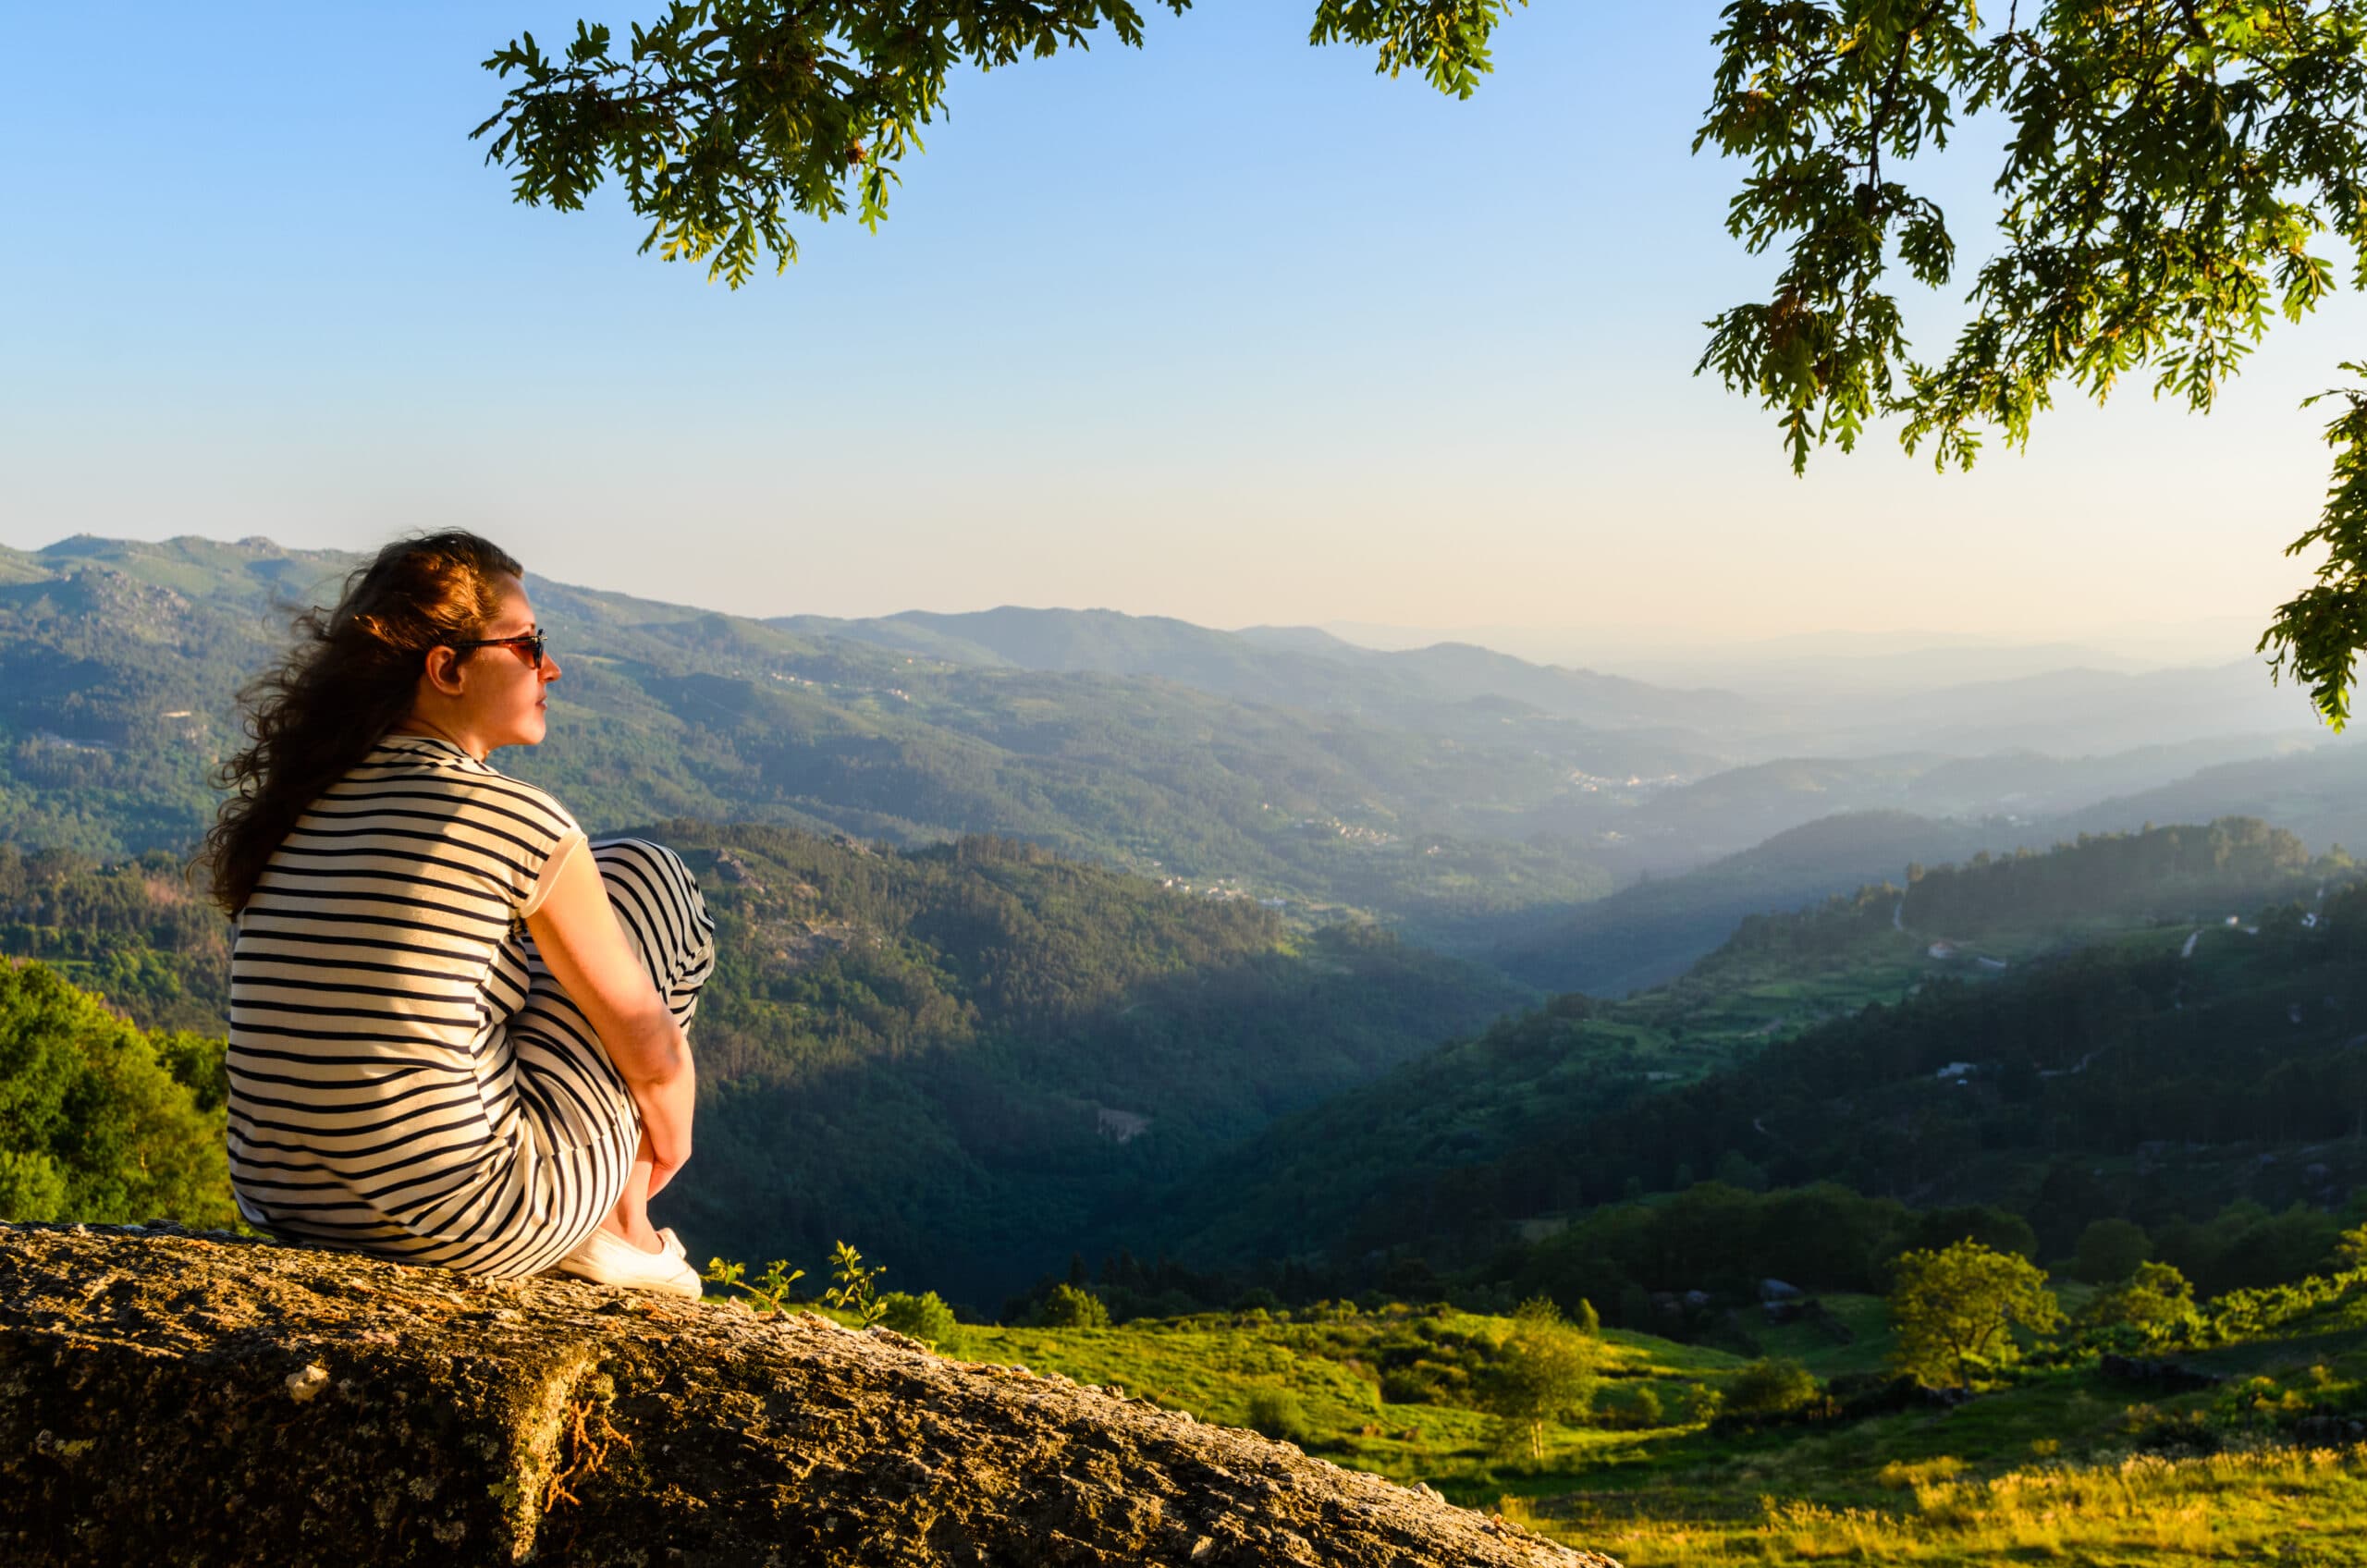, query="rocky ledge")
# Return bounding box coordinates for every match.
[0,1224,1616,1567]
